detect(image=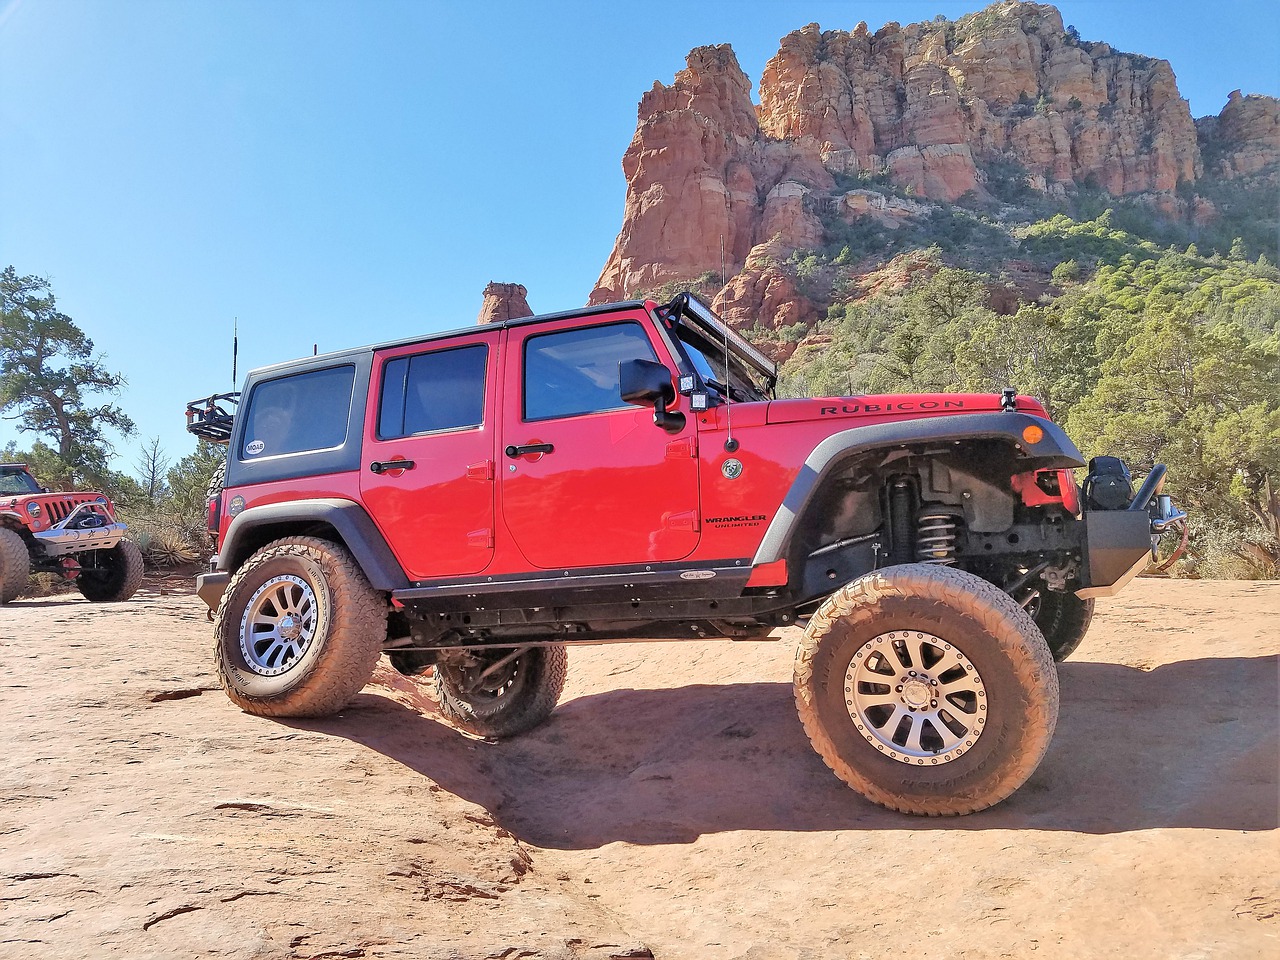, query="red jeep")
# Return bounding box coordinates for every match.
[190,292,1184,815]
[0,463,143,603]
